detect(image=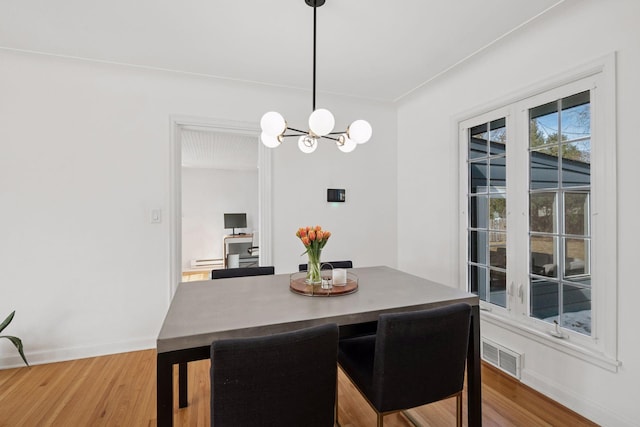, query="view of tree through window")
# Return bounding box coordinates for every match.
[529,91,591,336]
